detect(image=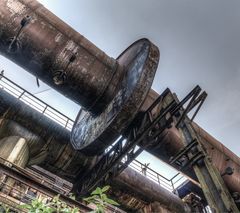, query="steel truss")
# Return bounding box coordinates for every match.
[73,85,207,196]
